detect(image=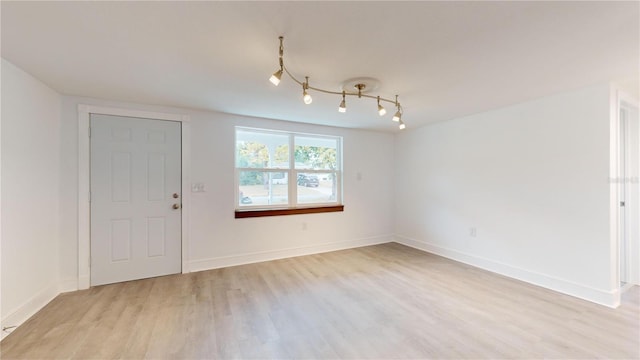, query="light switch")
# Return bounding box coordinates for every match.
[191,183,206,192]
